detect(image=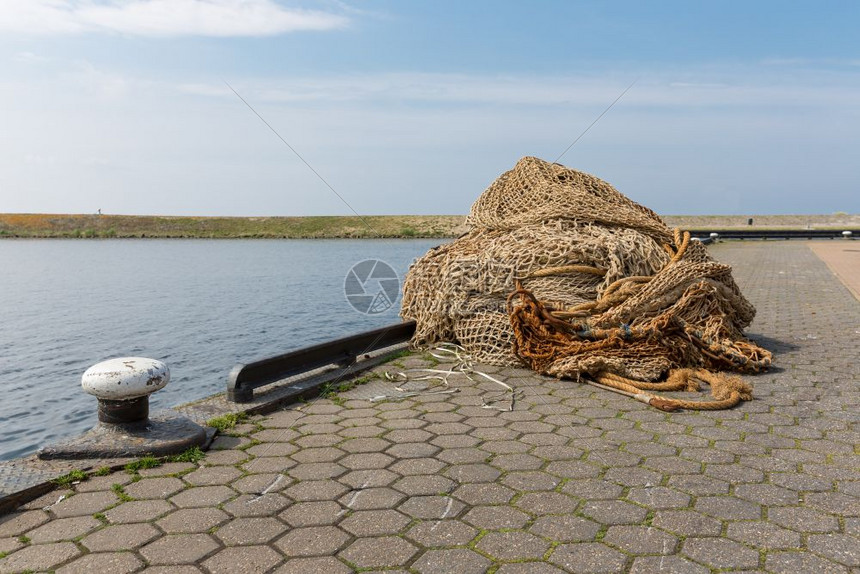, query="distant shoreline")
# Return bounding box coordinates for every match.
[0,213,856,239]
